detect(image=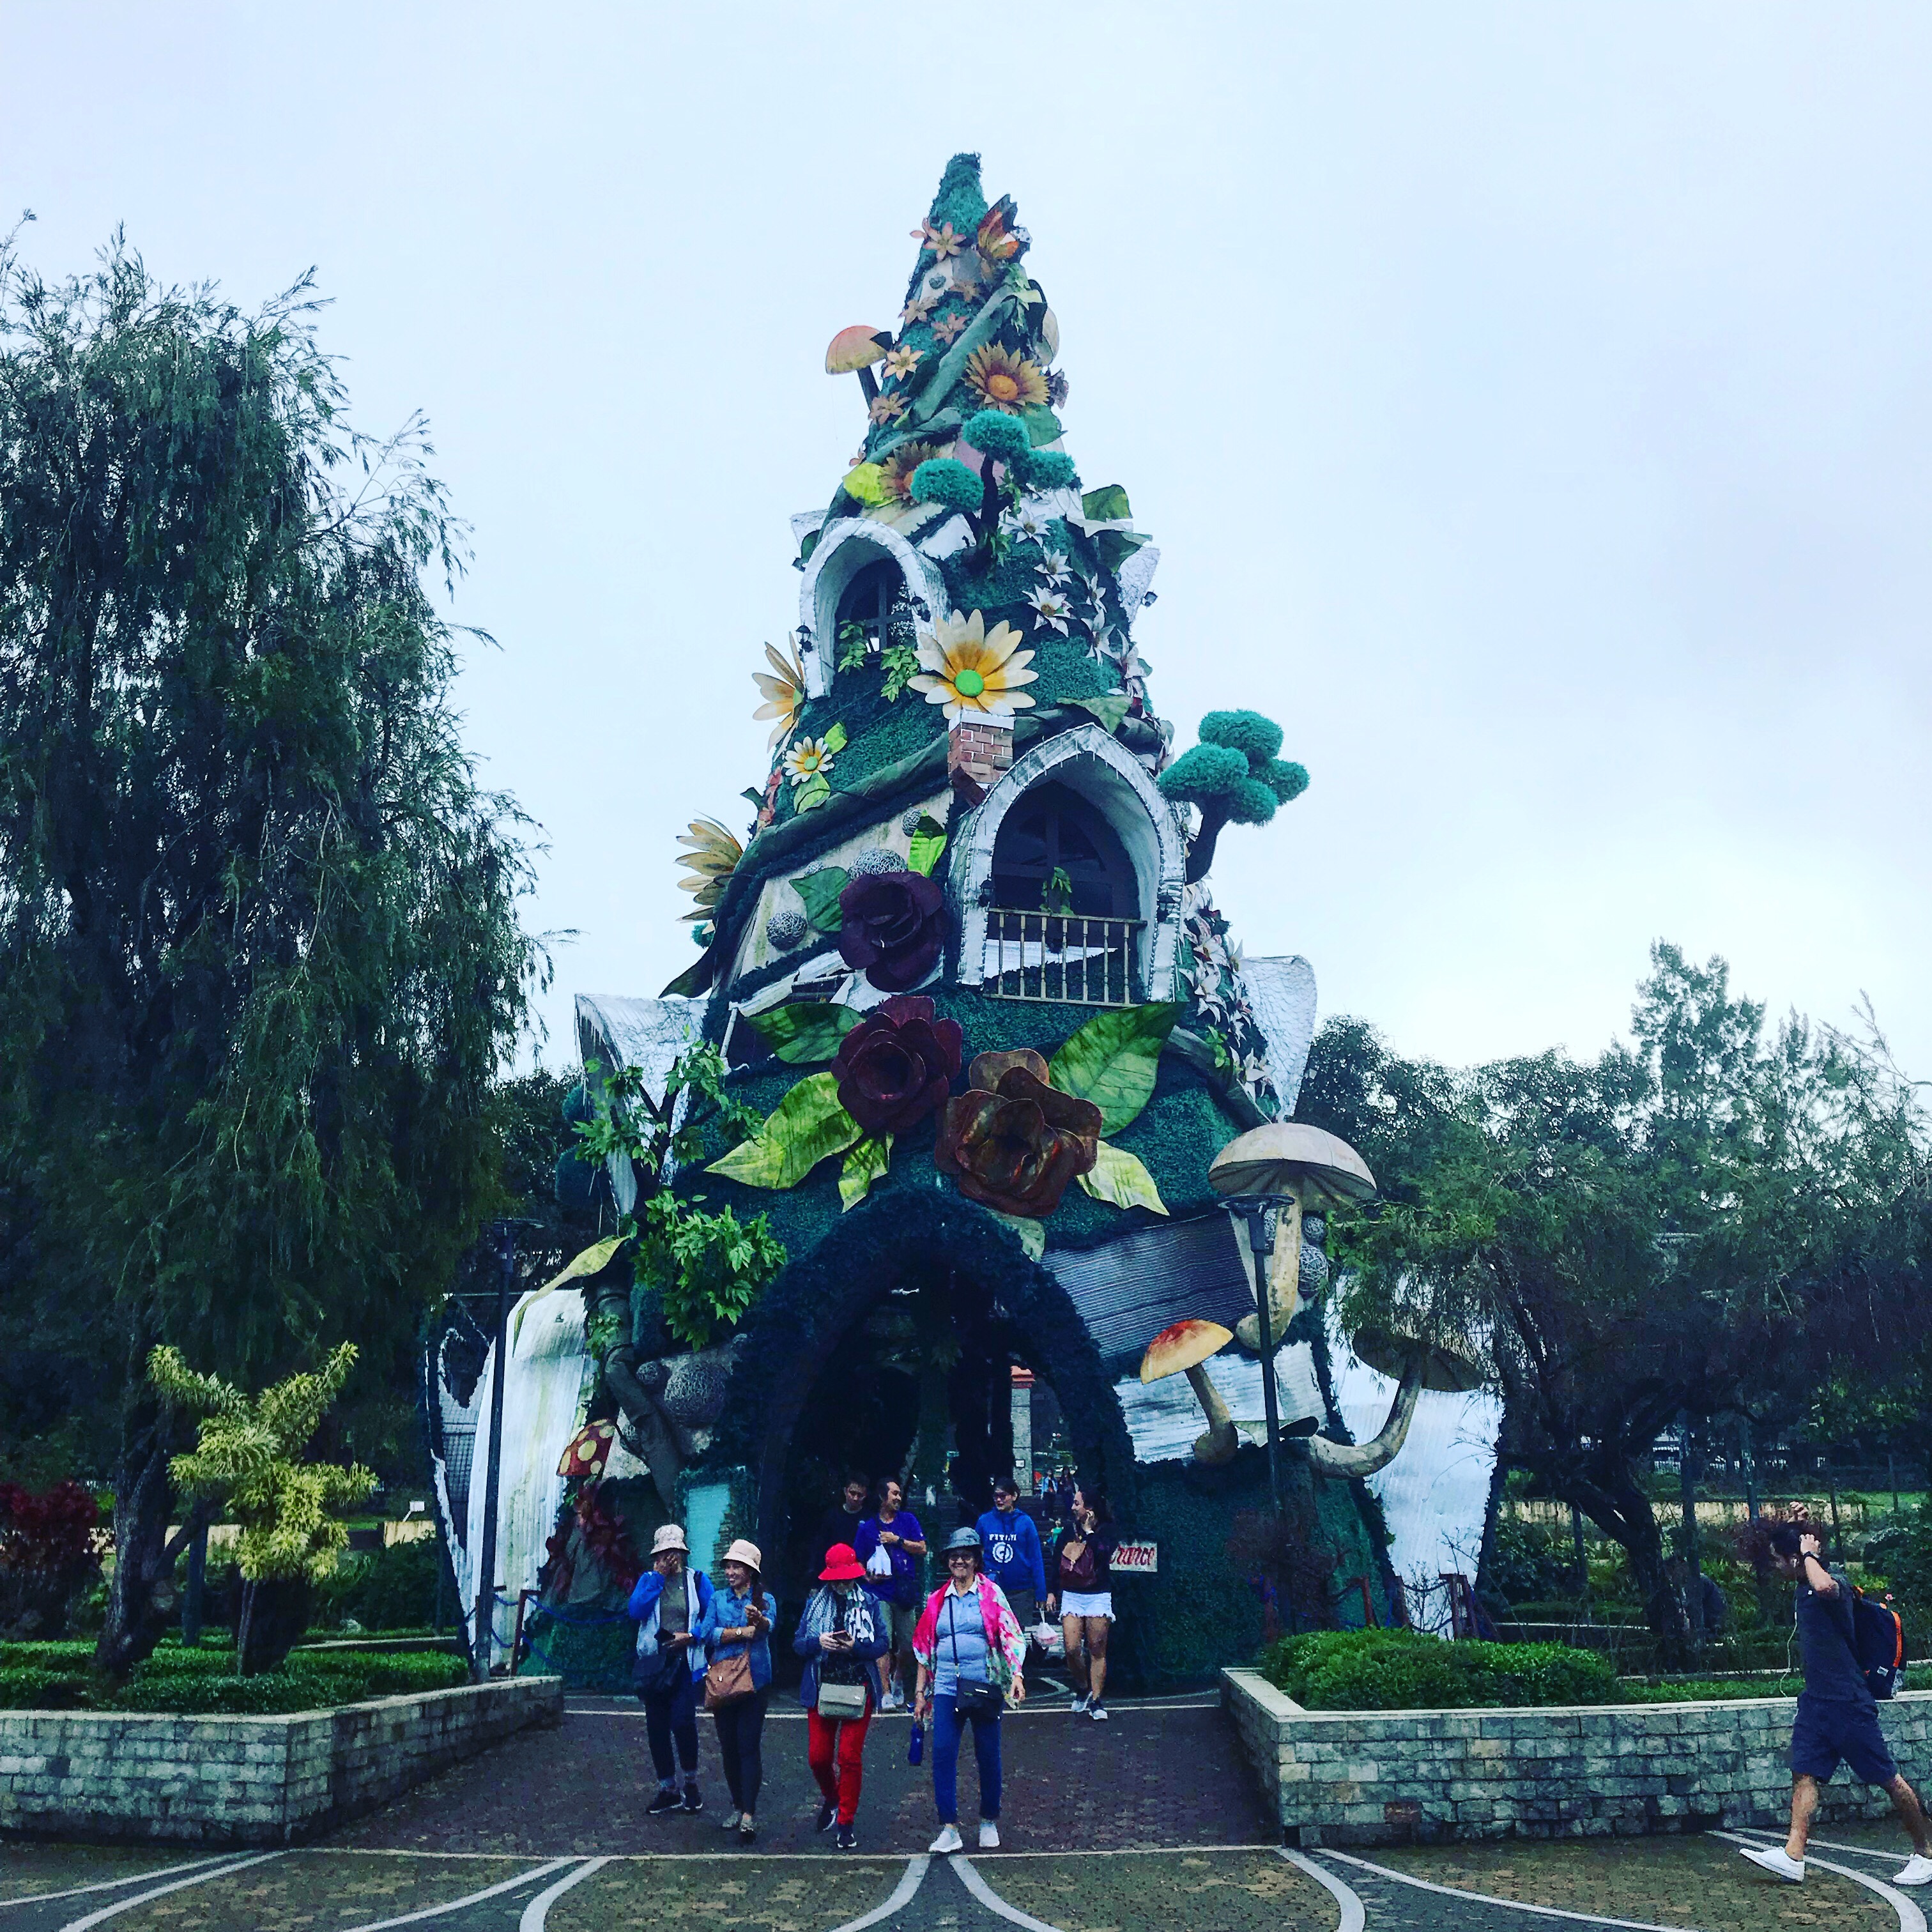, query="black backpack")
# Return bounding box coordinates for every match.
[1846,1588,1906,1701]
